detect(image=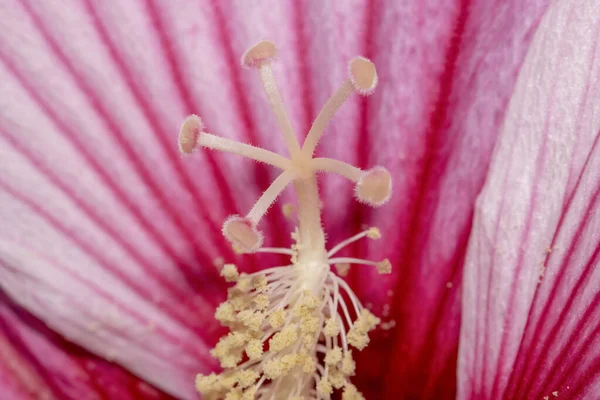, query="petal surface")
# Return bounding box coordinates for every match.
[329,0,549,398]
[0,1,551,399]
[458,0,600,399]
[0,294,176,400]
